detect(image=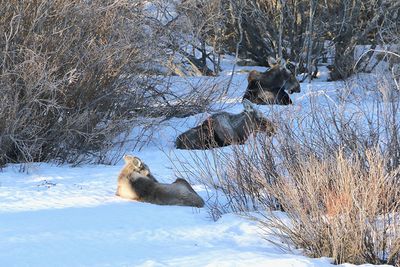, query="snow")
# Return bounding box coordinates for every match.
[0,161,340,267]
[0,55,394,267]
